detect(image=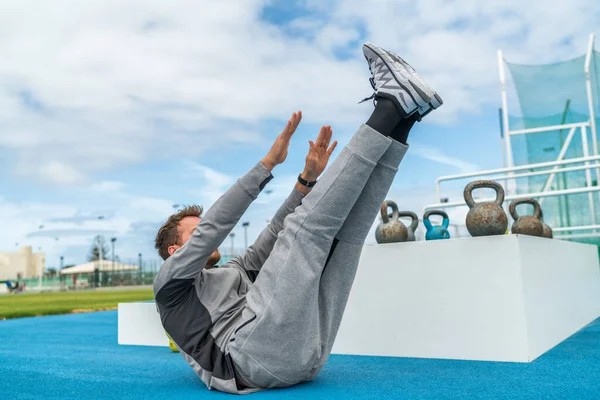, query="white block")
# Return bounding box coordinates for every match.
[118,235,600,363]
[331,234,600,362]
[118,302,170,347]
